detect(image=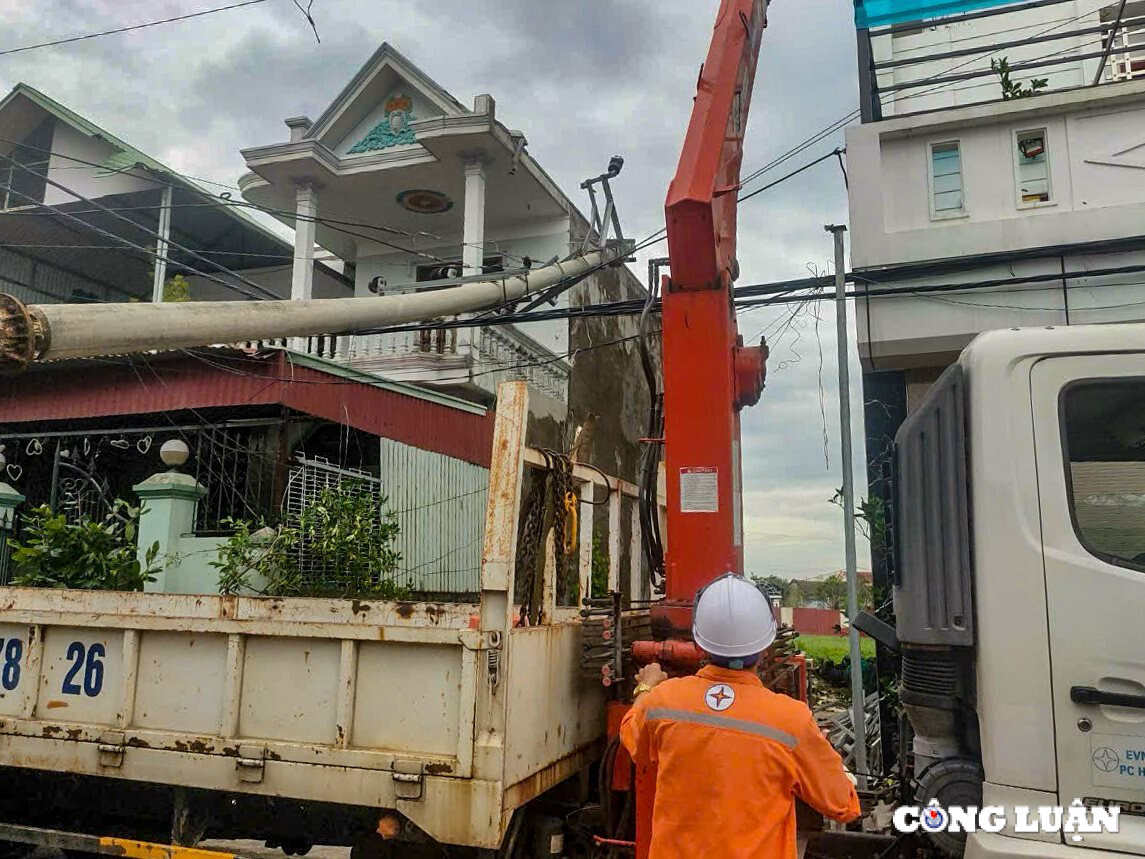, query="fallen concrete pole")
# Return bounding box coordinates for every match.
[0,250,616,370]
